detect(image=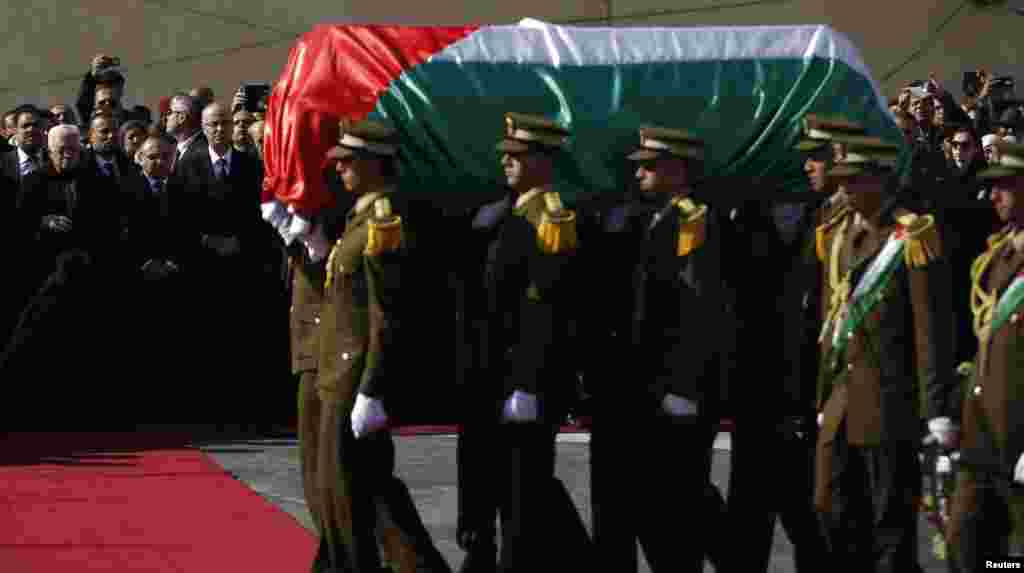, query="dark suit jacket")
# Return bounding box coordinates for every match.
[165,145,264,274]
[171,132,208,175]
